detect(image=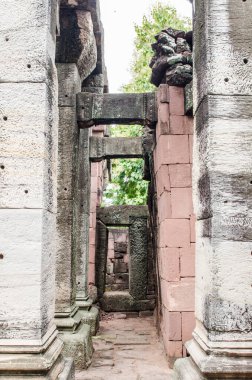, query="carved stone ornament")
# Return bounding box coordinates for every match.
[150,27,193,87]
